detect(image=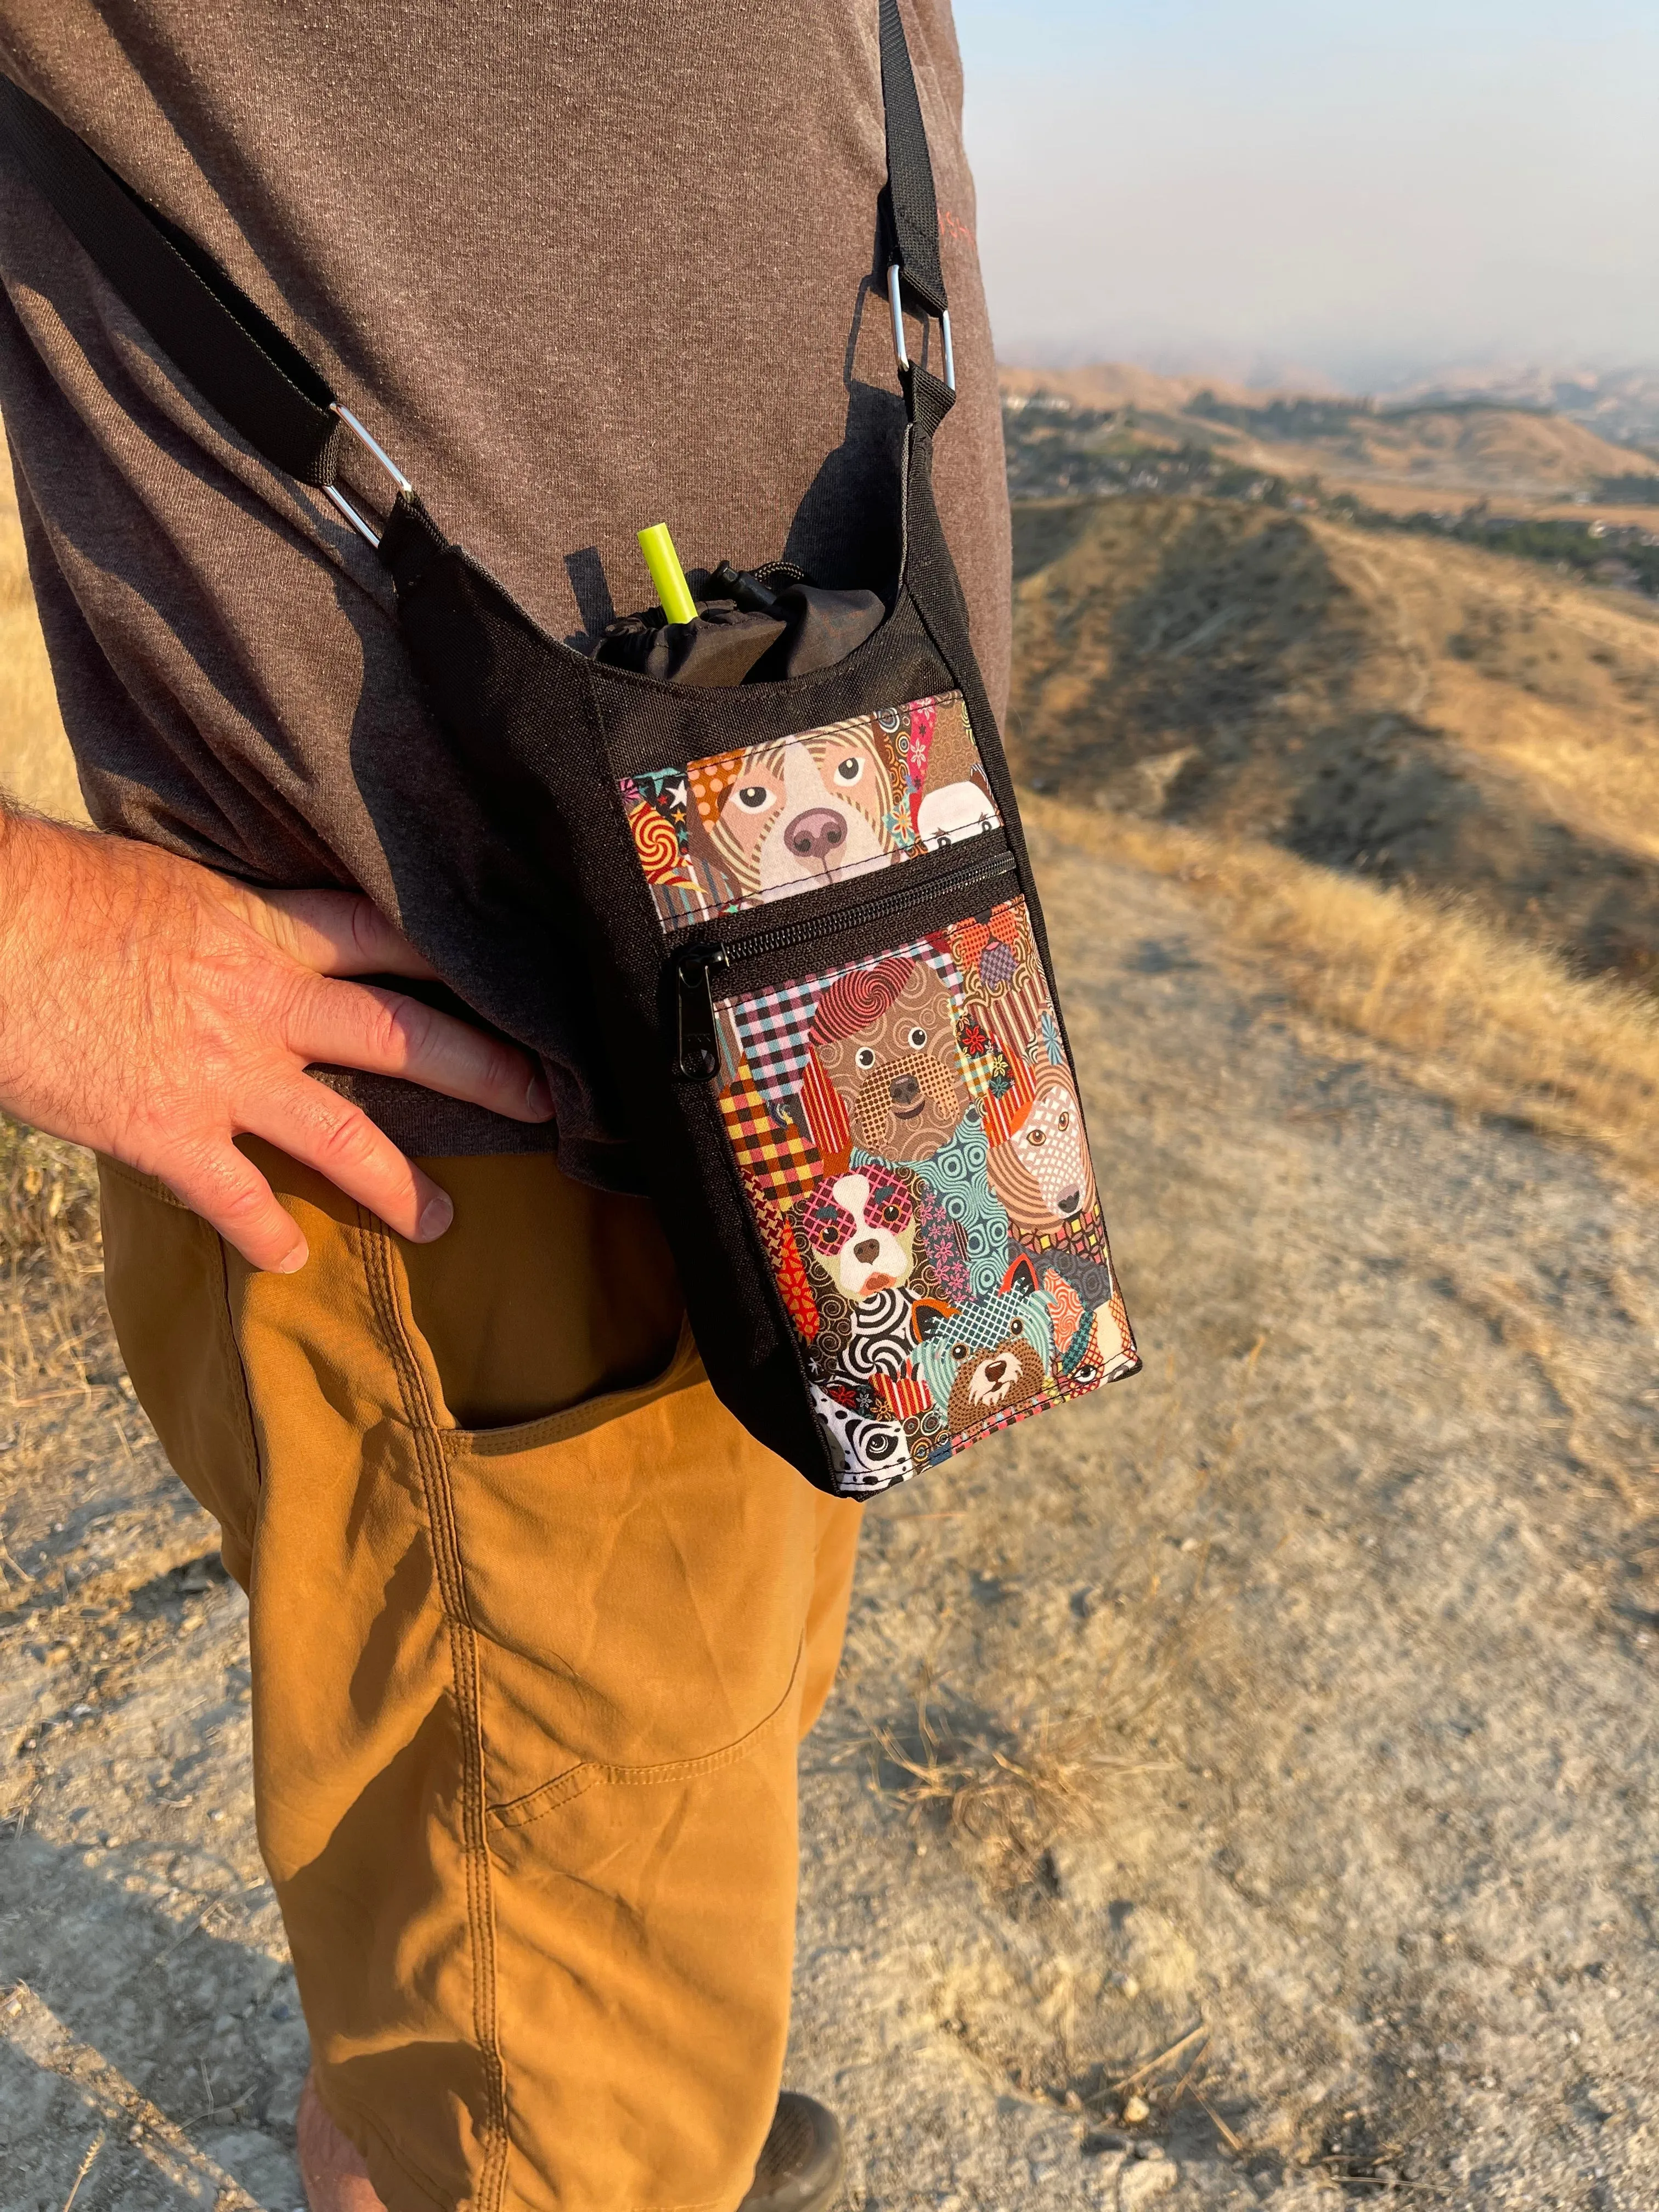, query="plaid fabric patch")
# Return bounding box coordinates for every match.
[719,1070,820,1204]
[1037,1204,1114,1266]
[730,977,823,1108]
